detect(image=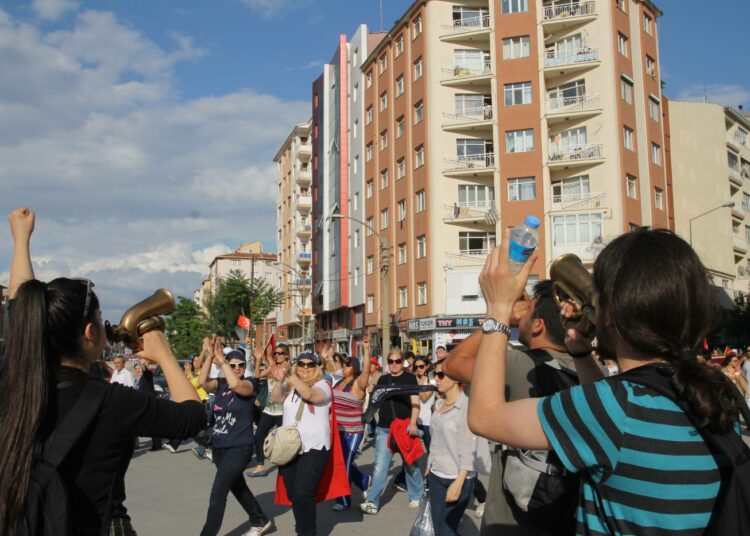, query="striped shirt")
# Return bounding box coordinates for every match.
[538,378,723,536]
[333,380,365,434]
